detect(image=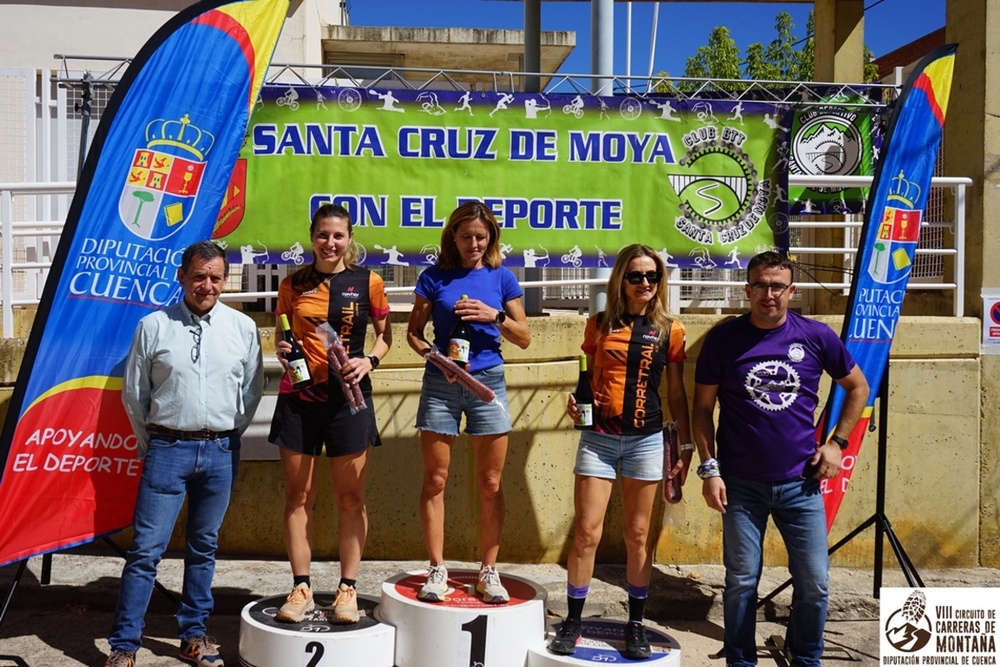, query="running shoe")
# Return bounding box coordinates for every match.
[476,564,509,604]
[104,651,136,667]
[331,583,360,624]
[548,618,583,655]
[275,582,315,623]
[178,635,224,666]
[417,563,449,602]
[624,620,652,659]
